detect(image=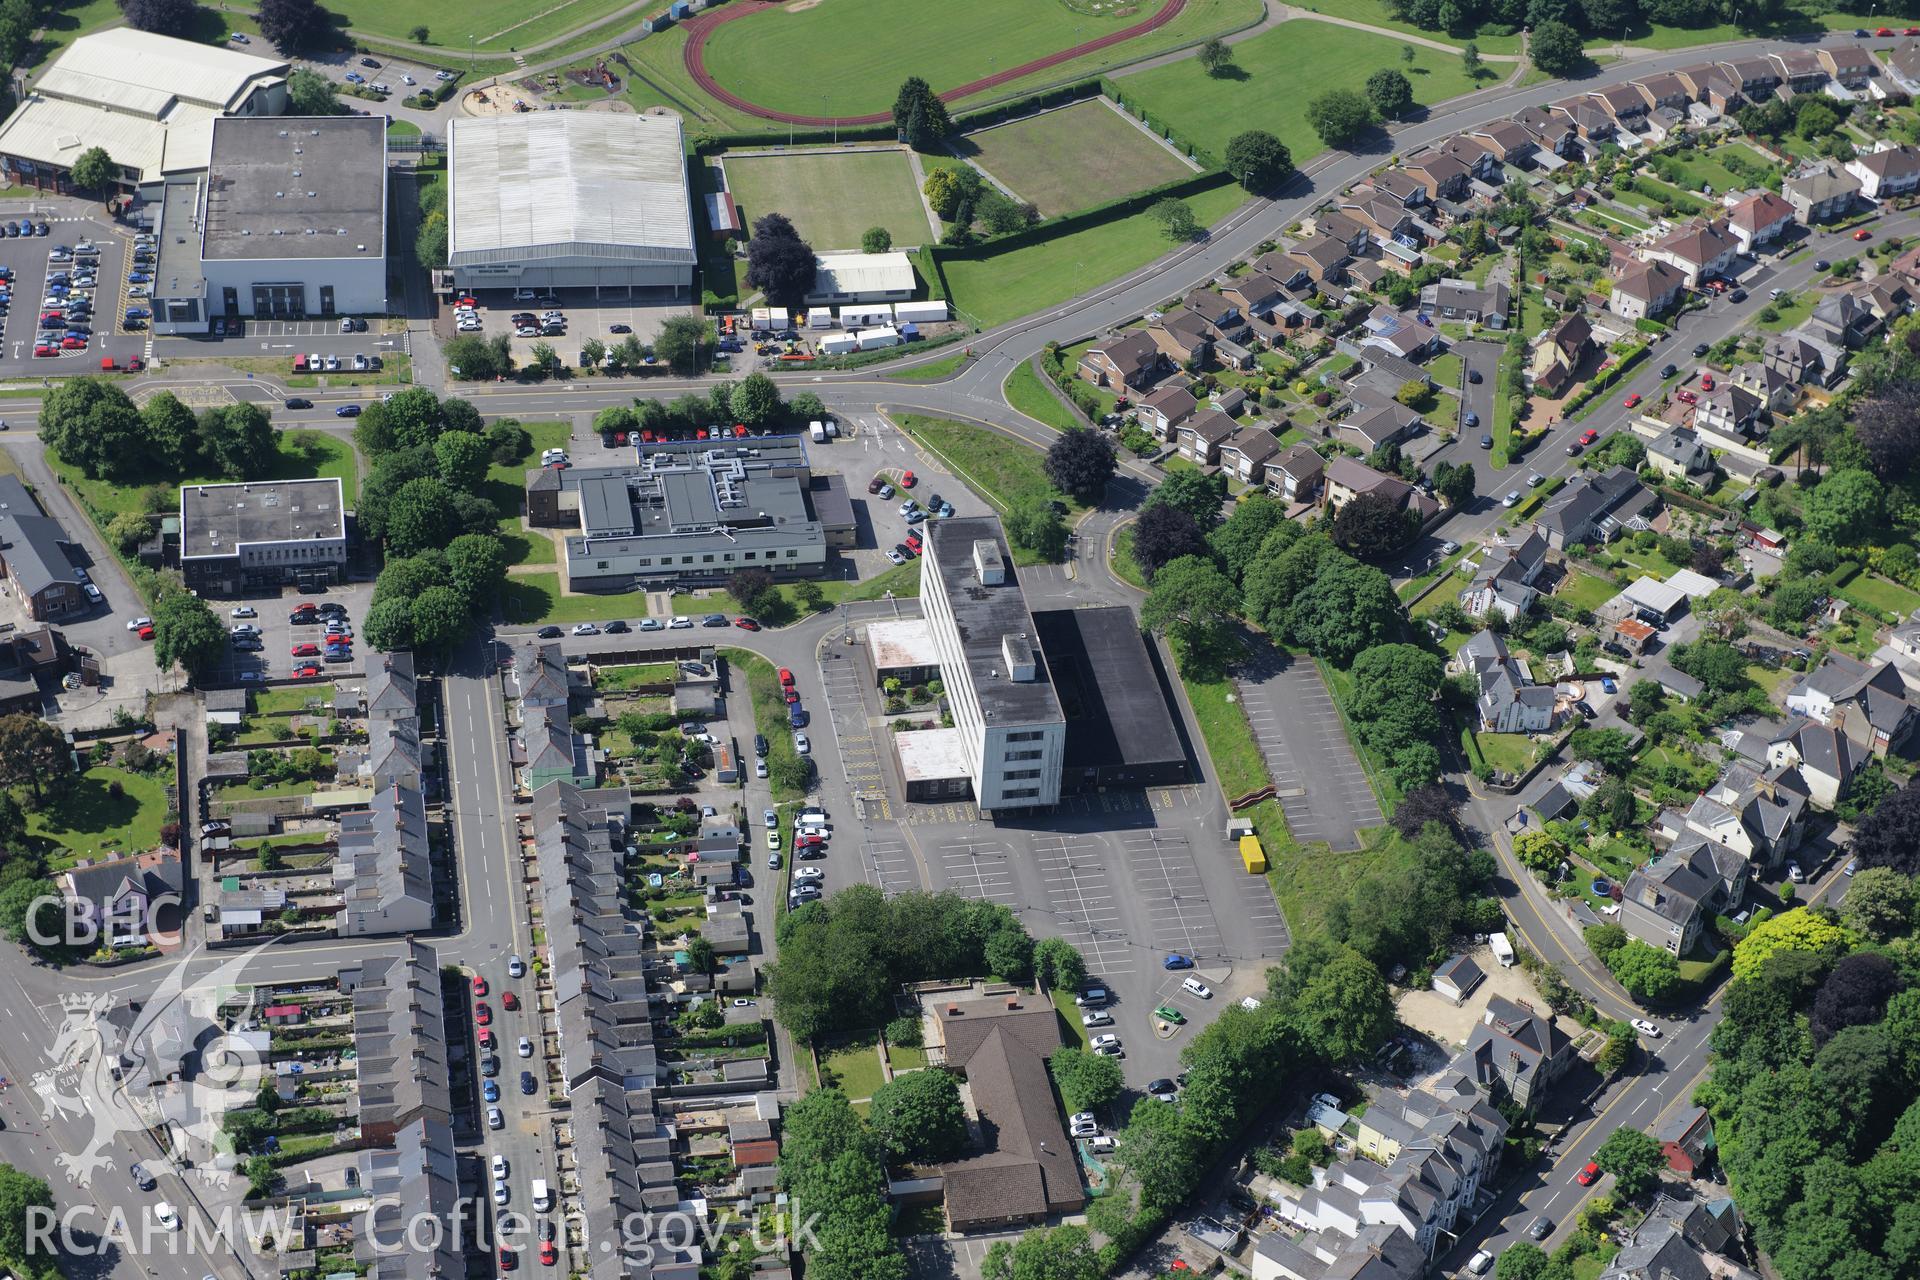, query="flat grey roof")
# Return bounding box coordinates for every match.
[180,477,345,559]
[808,474,855,530]
[1032,606,1185,771]
[926,517,1064,728]
[201,116,386,260]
